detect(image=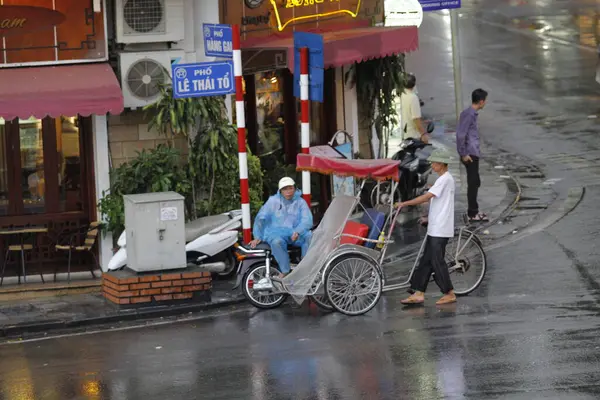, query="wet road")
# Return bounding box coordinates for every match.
[2,1,600,398]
